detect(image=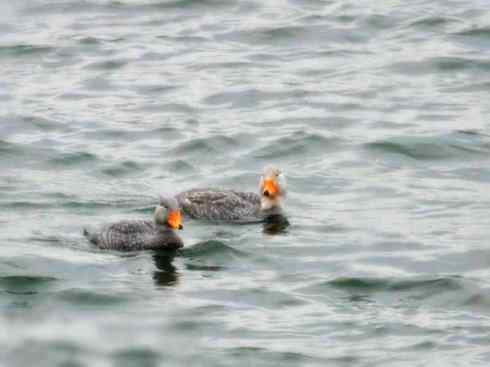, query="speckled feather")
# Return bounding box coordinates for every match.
[84,220,183,251]
[176,189,262,222]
